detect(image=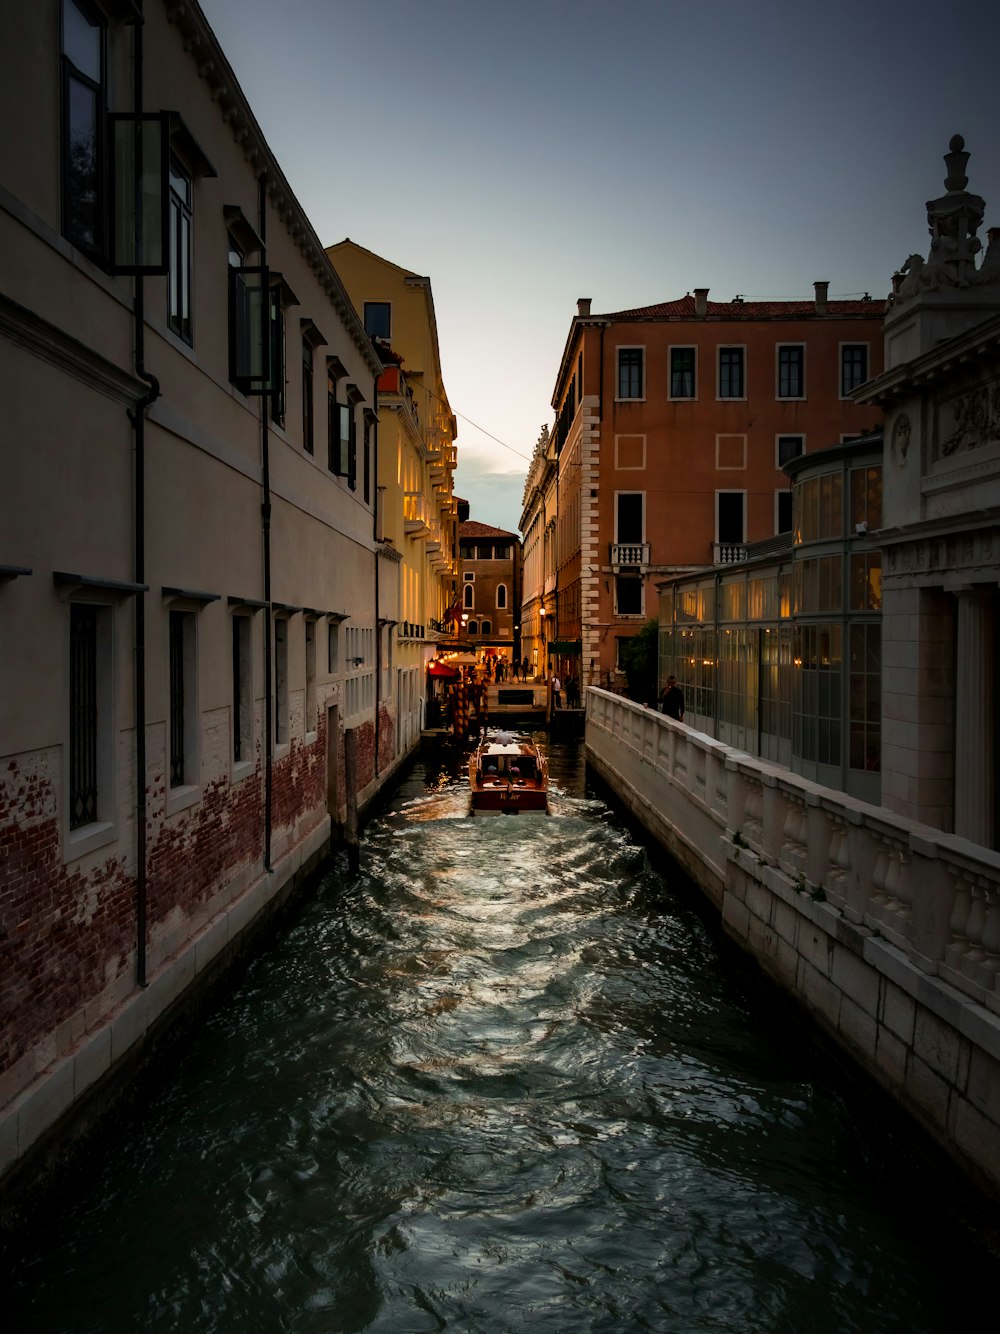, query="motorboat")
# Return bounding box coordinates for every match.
[469,731,548,814]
